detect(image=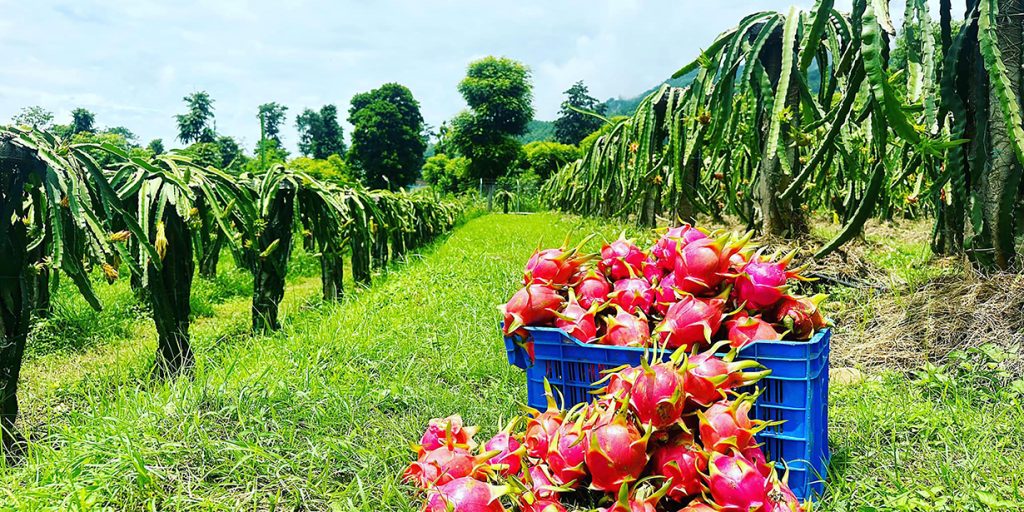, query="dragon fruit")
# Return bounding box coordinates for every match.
[552,290,601,343]
[768,294,827,340]
[725,312,781,348]
[596,365,642,401]
[649,432,708,501]
[641,258,664,283]
[733,250,804,311]
[598,481,670,512]
[766,469,805,512]
[742,443,774,478]
[672,233,748,295]
[651,224,707,270]
[573,268,612,309]
[654,295,725,350]
[680,344,769,407]
[523,236,593,287]
[546,415,588,487]
[652,271,681,316]
[602,307,651,347]
[417,415,479,455]
[403,446,488,489]
[520,499,568,512]
[678,500,717,512]
[423,477,509,512]
[628,361,685,429]
[706,452,773,512]
[599,235,647,281]
[502,284,565,335]
[698,397,769,454]
[484,420,526,477]
[585,414,650,492]
[524,383,565,460]
[609,277,656,314]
